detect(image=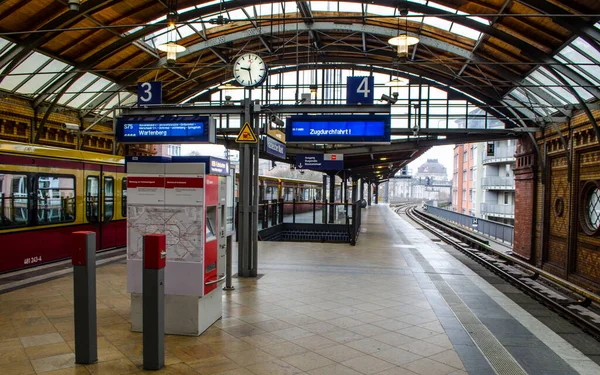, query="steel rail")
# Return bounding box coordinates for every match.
[398,204,600,341]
